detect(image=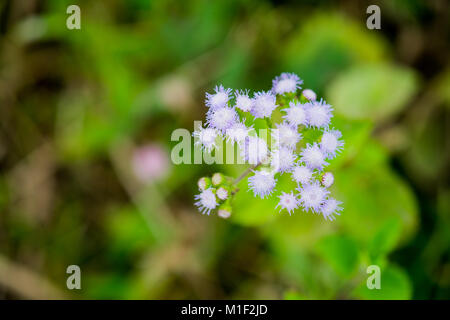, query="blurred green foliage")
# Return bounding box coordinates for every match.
[0,0,448,300]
